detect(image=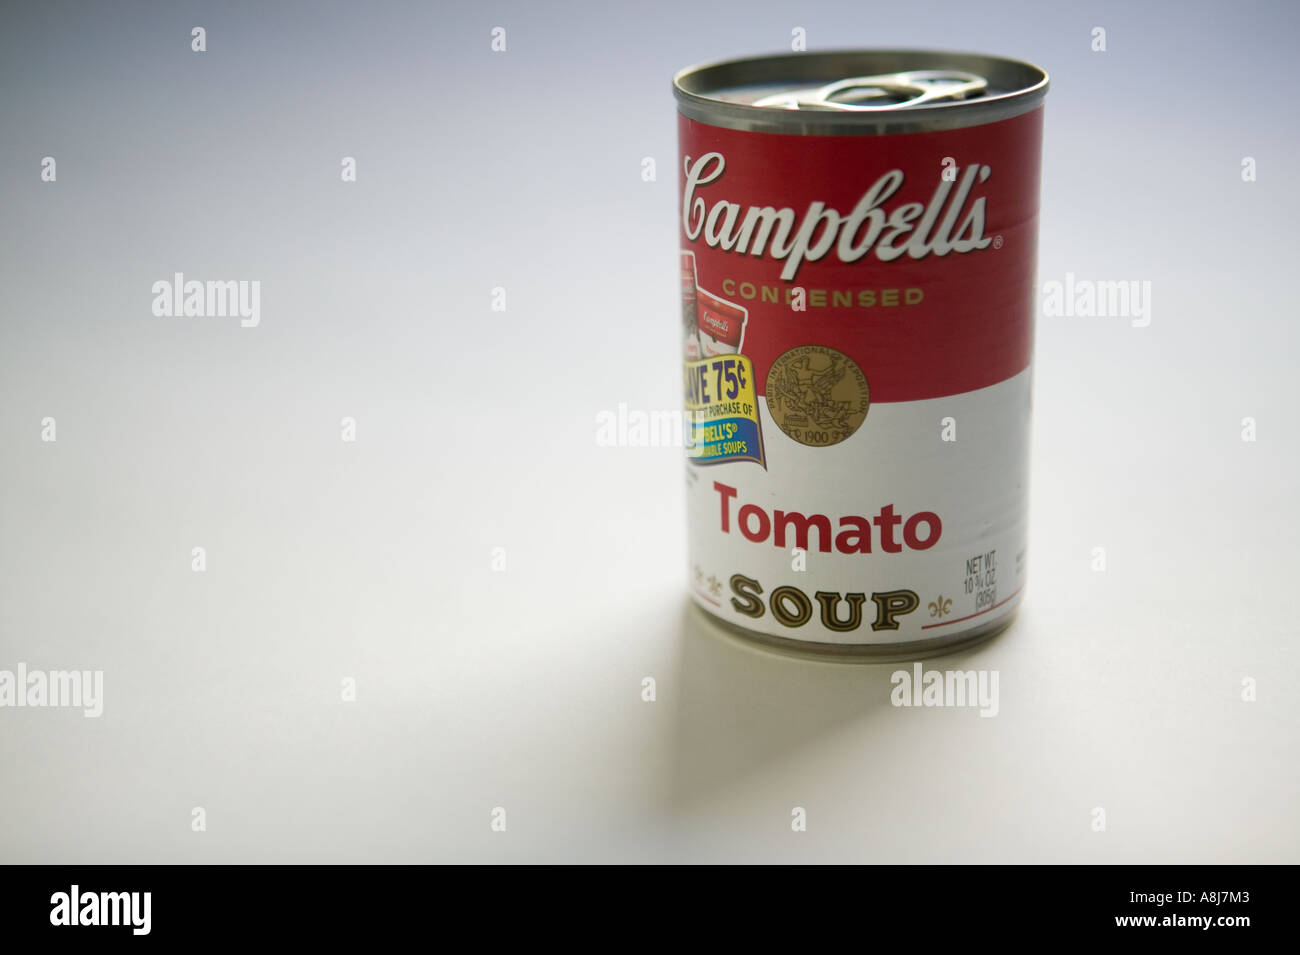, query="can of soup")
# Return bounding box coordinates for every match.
[696,288,748,357]
[675,50,1048,659]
